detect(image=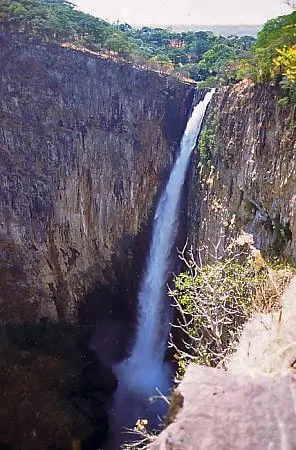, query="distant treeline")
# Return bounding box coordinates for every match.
[0,0,254,82]
[0,0,295,94]
[166,24,261,37]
